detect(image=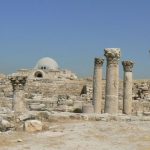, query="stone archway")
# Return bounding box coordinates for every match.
[34,71,43,78]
